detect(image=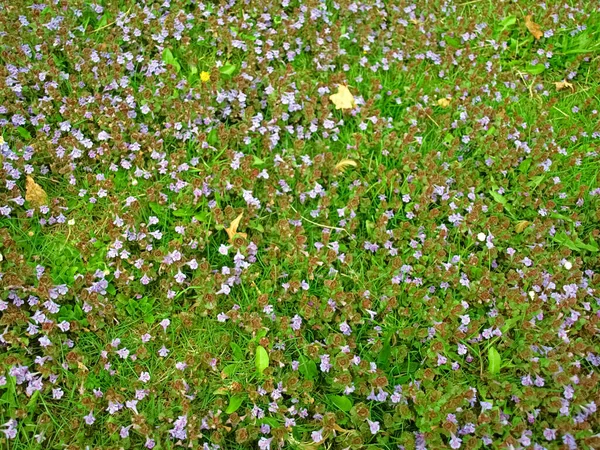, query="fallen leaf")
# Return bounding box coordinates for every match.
[334,158,357,173]
[329,85,356,110]
[25,176,48,207]
[554,80,574,92]
[224,211,247,243]
[437,97,451,107]
[515,220,531,233]
[525,15,543,40]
